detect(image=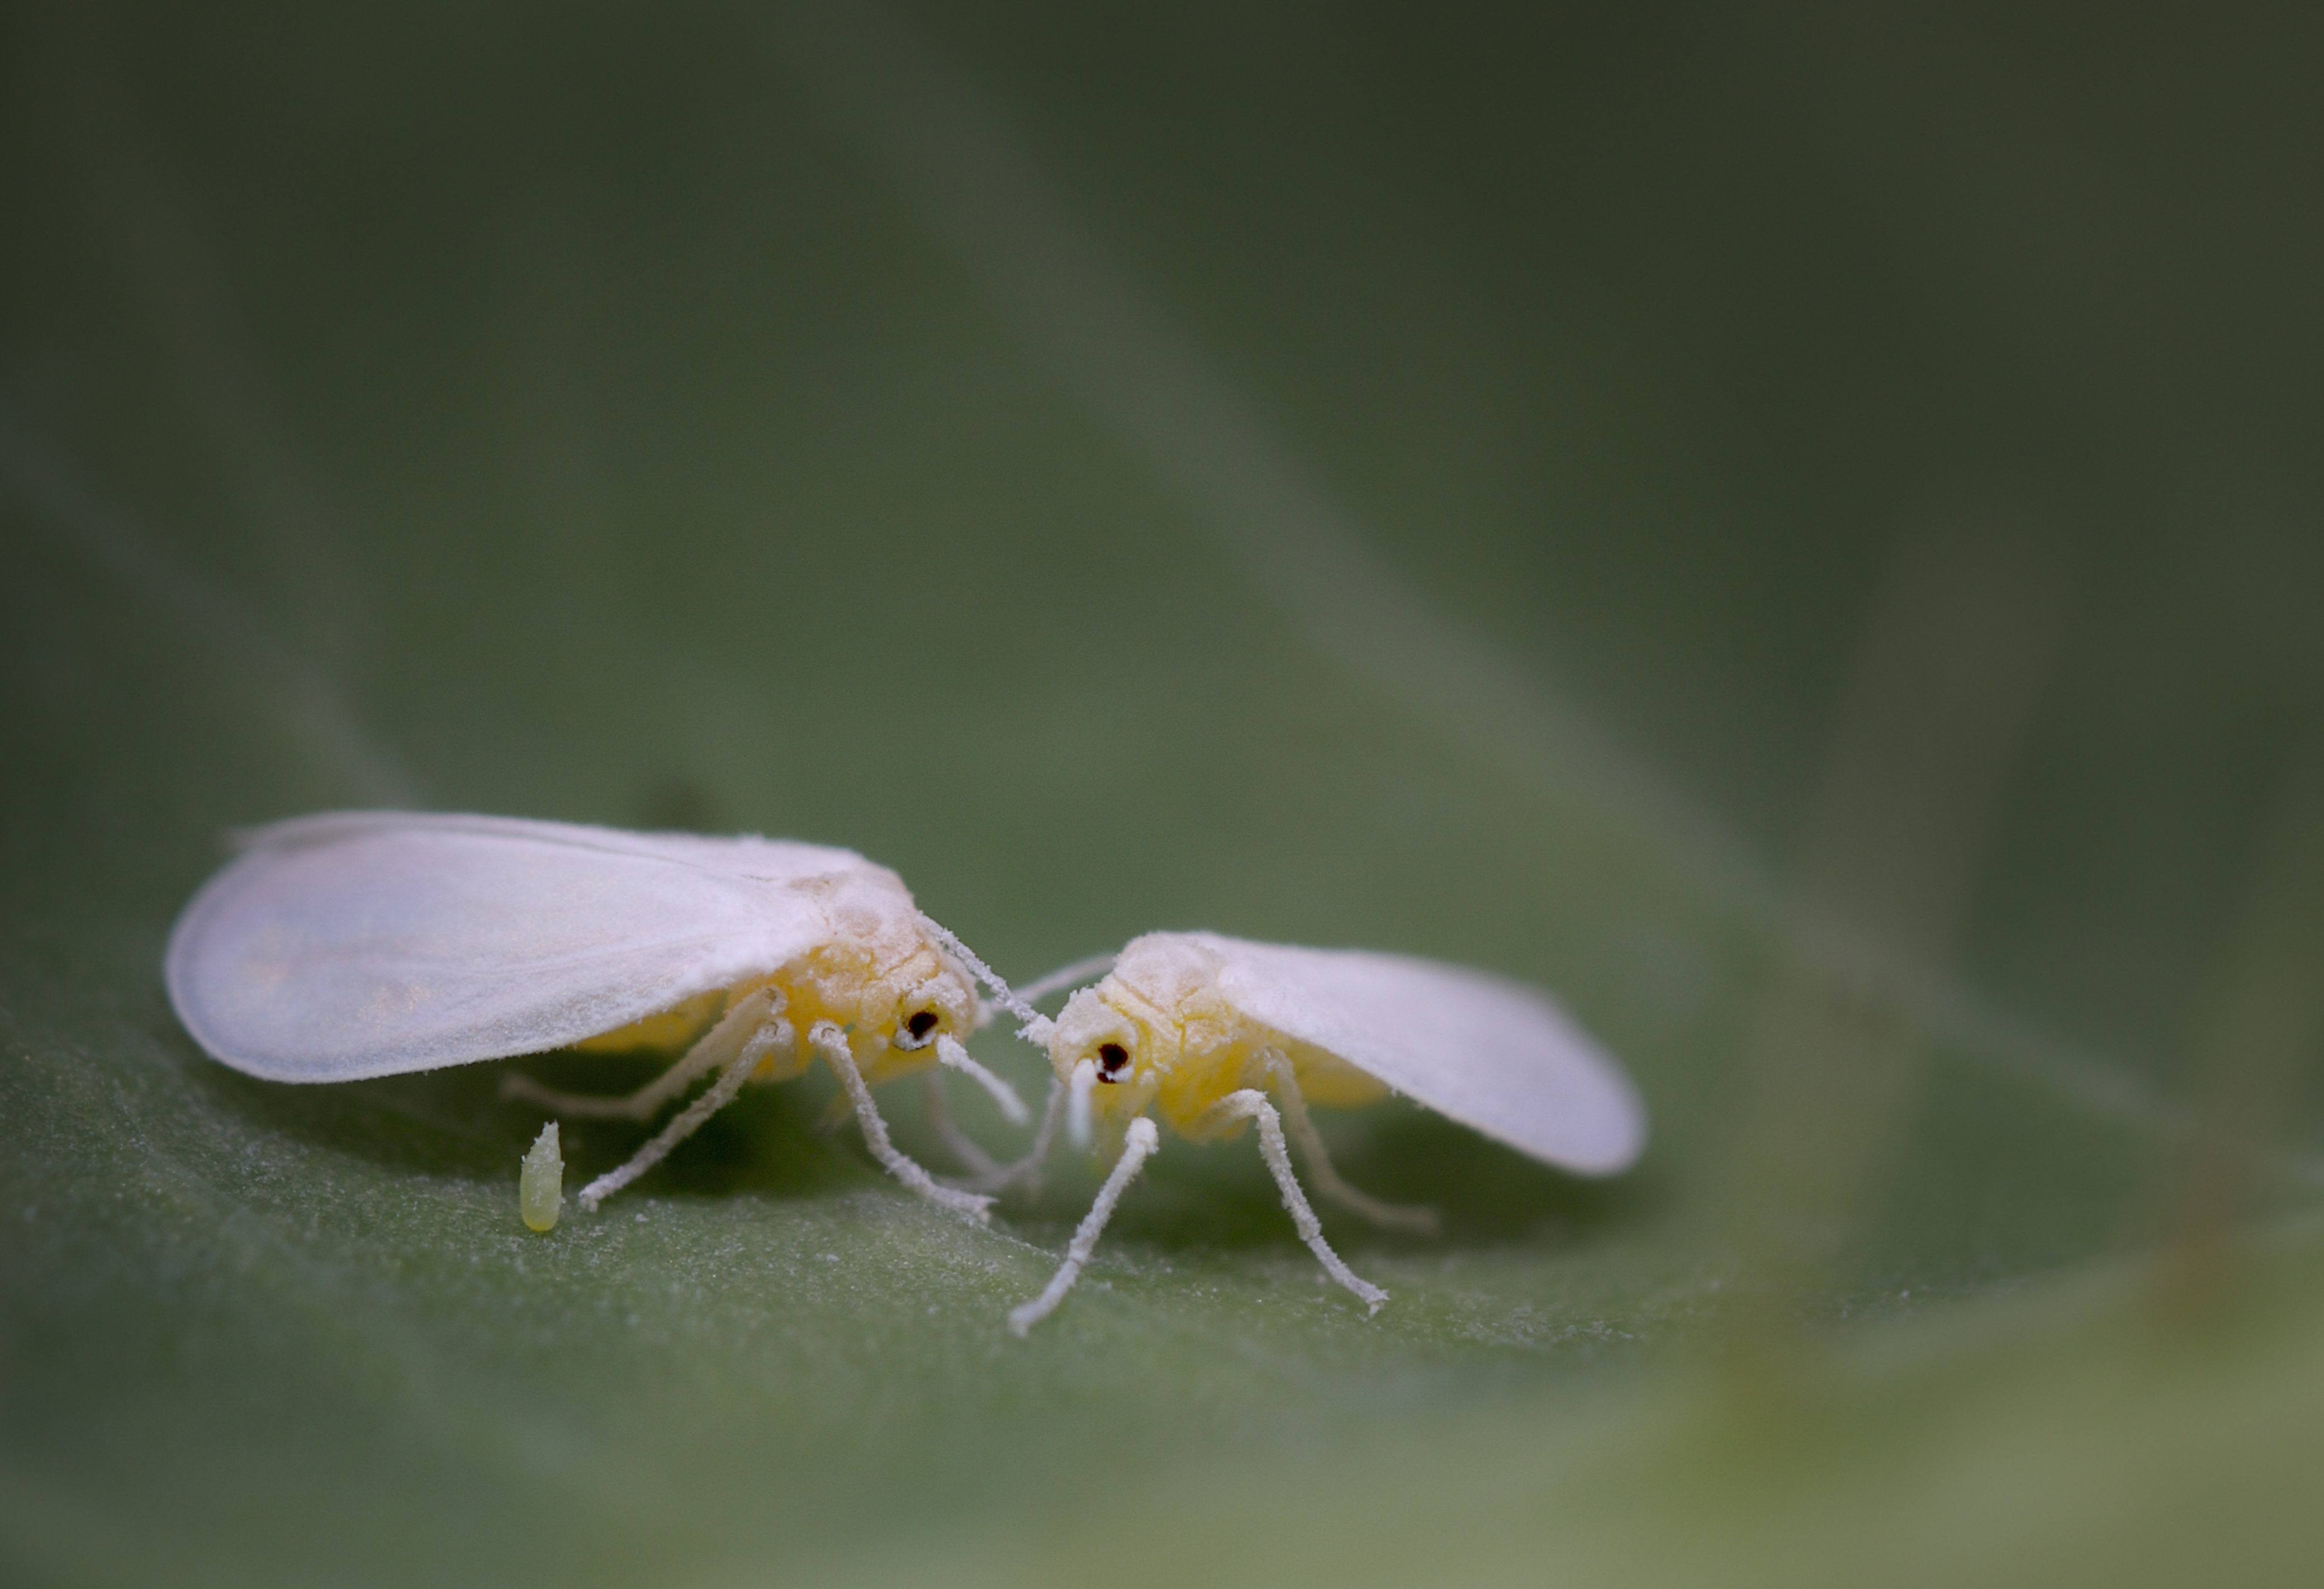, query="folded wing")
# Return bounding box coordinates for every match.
[167,814,845,1080]
[1204,933,1646,1175]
